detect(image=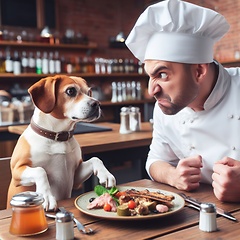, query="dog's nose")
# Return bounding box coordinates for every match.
[90,99,100,108]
